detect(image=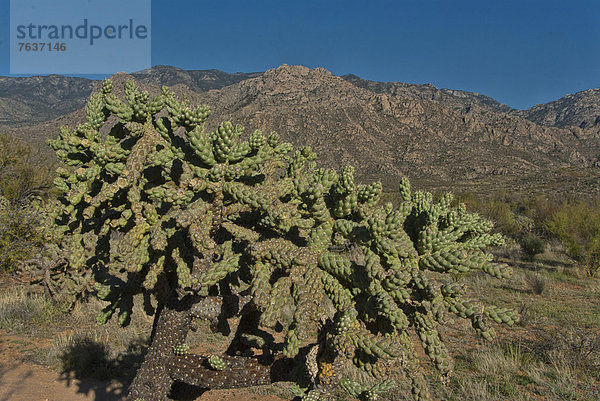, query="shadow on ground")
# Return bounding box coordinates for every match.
[58,336,148,400]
